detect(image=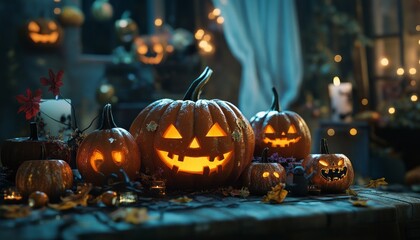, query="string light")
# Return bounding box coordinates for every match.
[334,55,342,62]
[54,7,61,14]
[411,80,417,86]
[327,128,335,136]
[411,94,418,102]
[380,58,389,66]
[216,16,224,24]
[349,128,357,136]
[396,68,404,75]
[154,18,163,27]
[361,98,368,106]
[194,29,205,40]
[388,107,396,114]
[409,68,417,75]
[333,76,340,86]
